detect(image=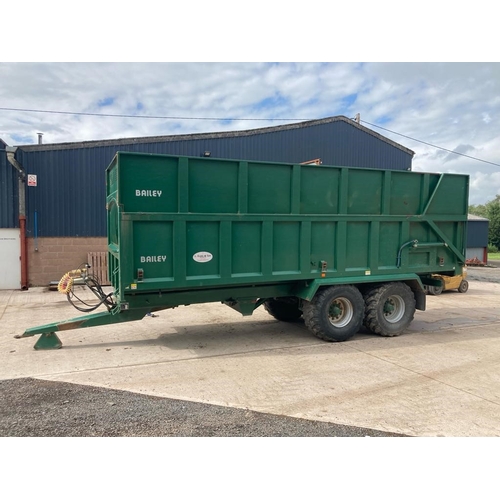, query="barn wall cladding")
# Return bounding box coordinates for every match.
[466,215,489,263]
[0,144,18,228]
[1,116,415,286]
[6,117,414,238]
[467,216,489,248]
